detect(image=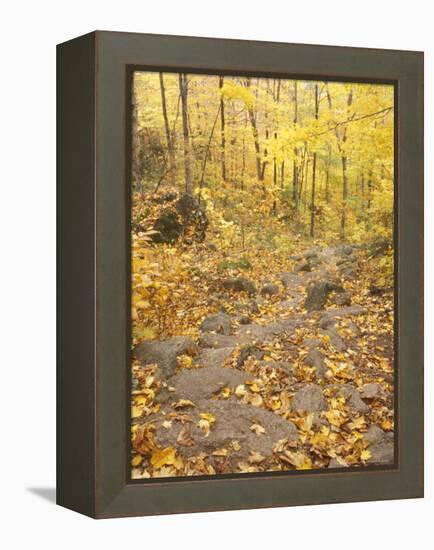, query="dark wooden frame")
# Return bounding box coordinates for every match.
[57,30,424,519]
